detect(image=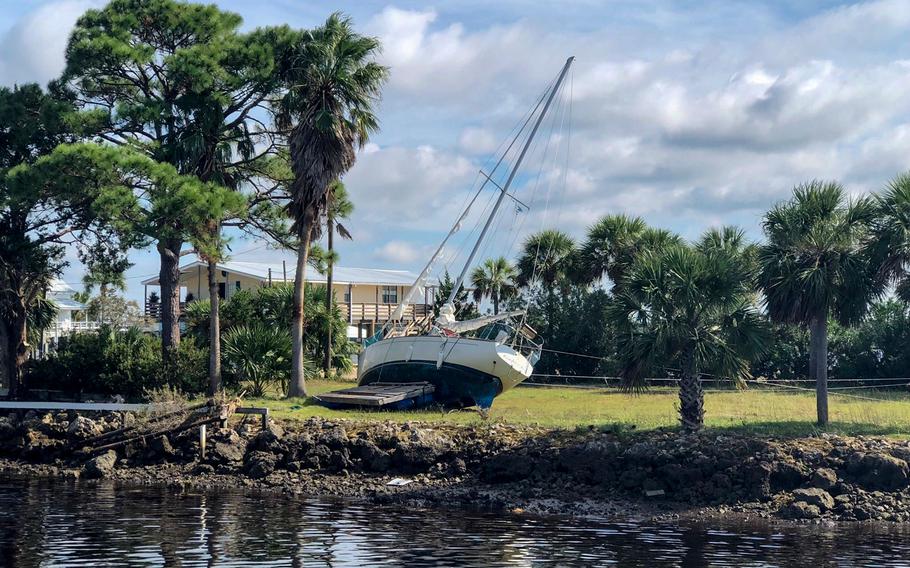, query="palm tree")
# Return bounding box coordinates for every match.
[609,228,770,429]
[759,181,877,425]
[470,257,518,315]
[578,214,680,289]
[870,173,910,302]
[323,180,353,377]
[276,13,388,397]
[515,229,577,290]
